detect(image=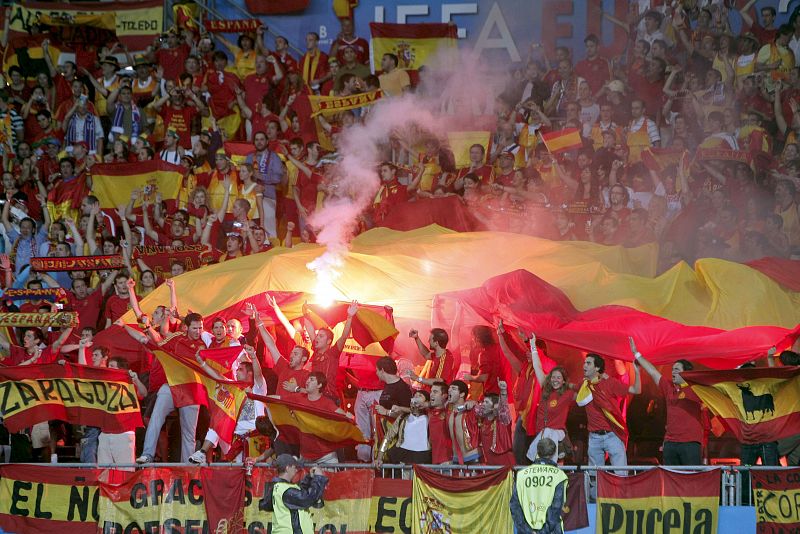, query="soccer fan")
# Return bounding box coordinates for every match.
[406,327,458,387]
[377,390,431,470]
[446,380,480,465]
